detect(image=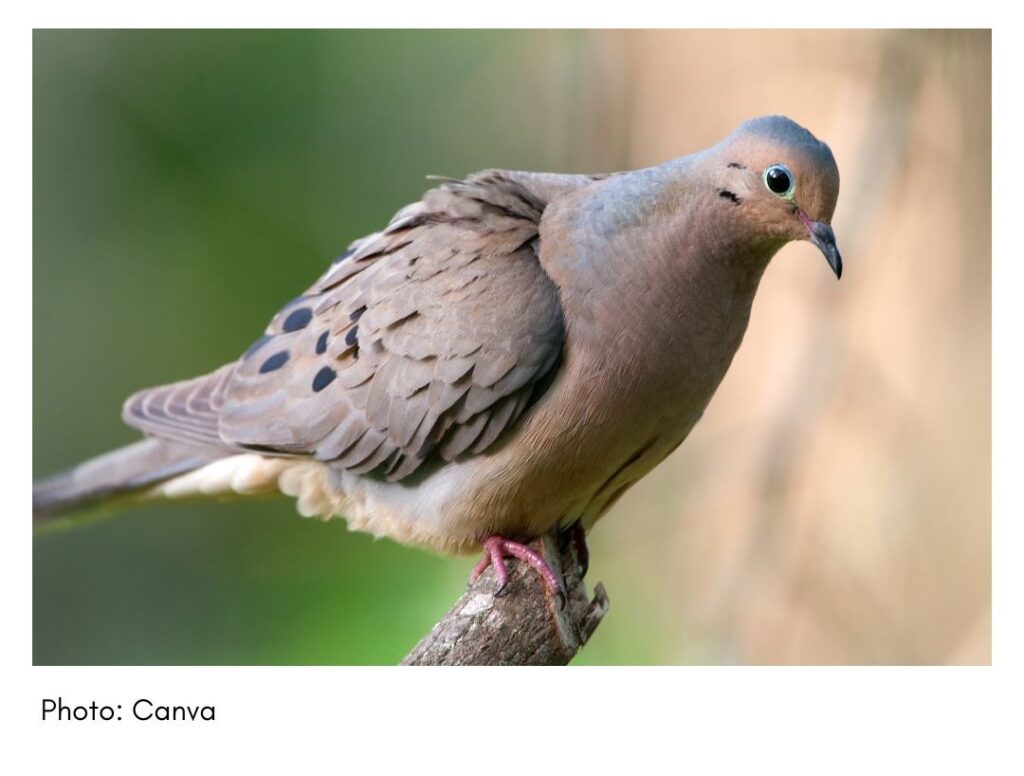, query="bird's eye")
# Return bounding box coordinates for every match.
[763,164,795,198]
